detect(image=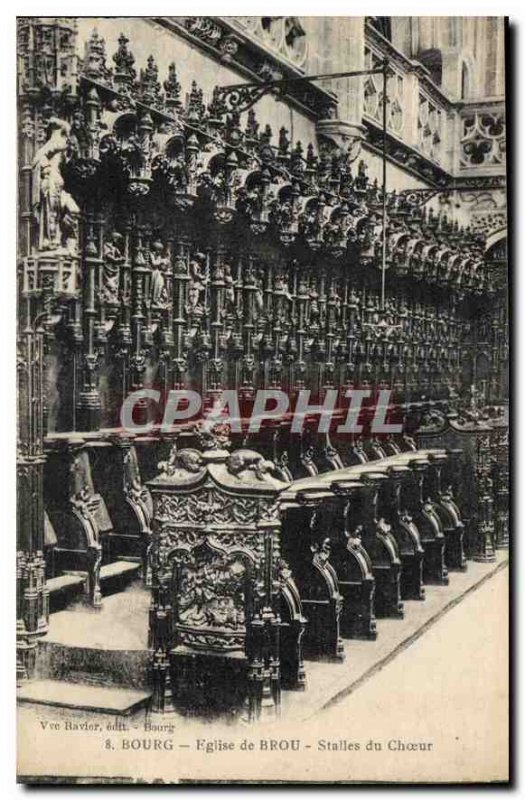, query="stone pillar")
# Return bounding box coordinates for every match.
[307,17,367,160]
[16,17,79,680]
[76,215,103,431]
[403,71,420,149]
[473,435,497,563]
